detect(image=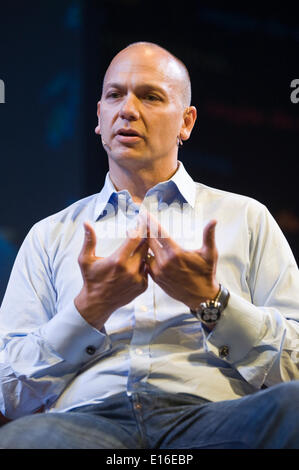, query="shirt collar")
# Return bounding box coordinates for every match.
[93,160,196,221]
[167,160,196,208]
